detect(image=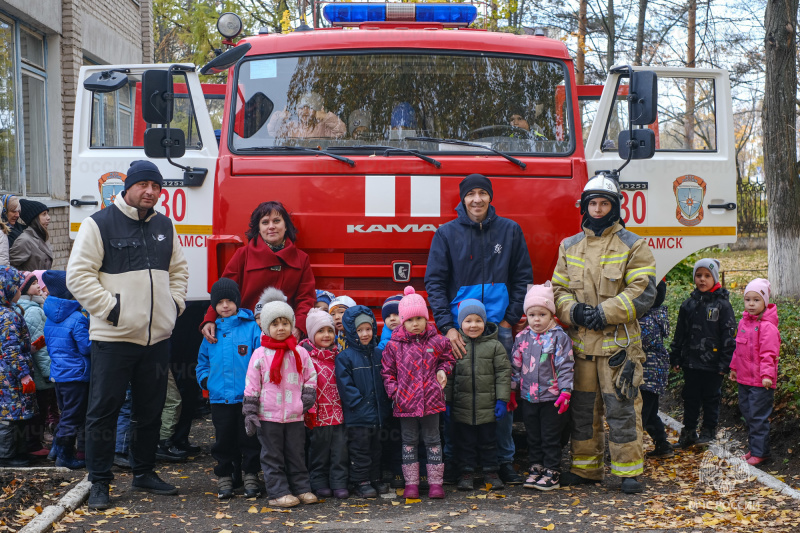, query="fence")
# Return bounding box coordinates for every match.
[737,180,767,237]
